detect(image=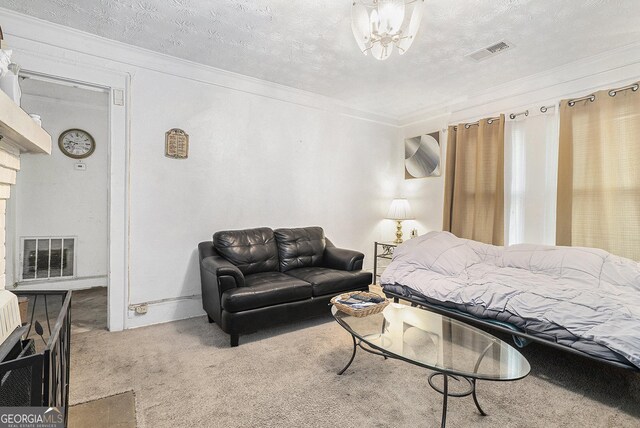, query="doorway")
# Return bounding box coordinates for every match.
[6,75,110,332]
